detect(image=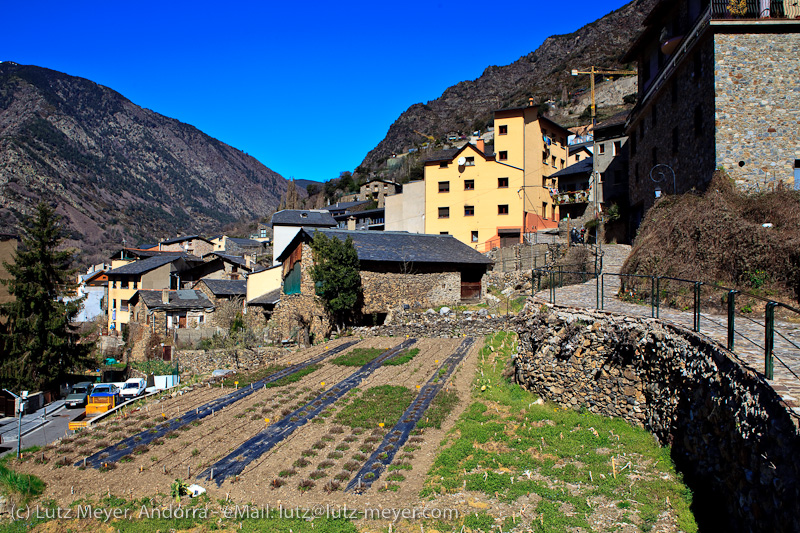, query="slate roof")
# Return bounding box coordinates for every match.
[278,229,493,265]
[133,289,214,310]
[568,141,593,155]
[196,279,247,296]
[551,157,594,178]
[332,208,385,221]
[160,235,212,245]
[270,210,337,227]
[226,237,263,247]
[595,110,630,130]
[248,288,281,306]
[324,201,370,212]
[203,252,253,270]
[107,255,194,276]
